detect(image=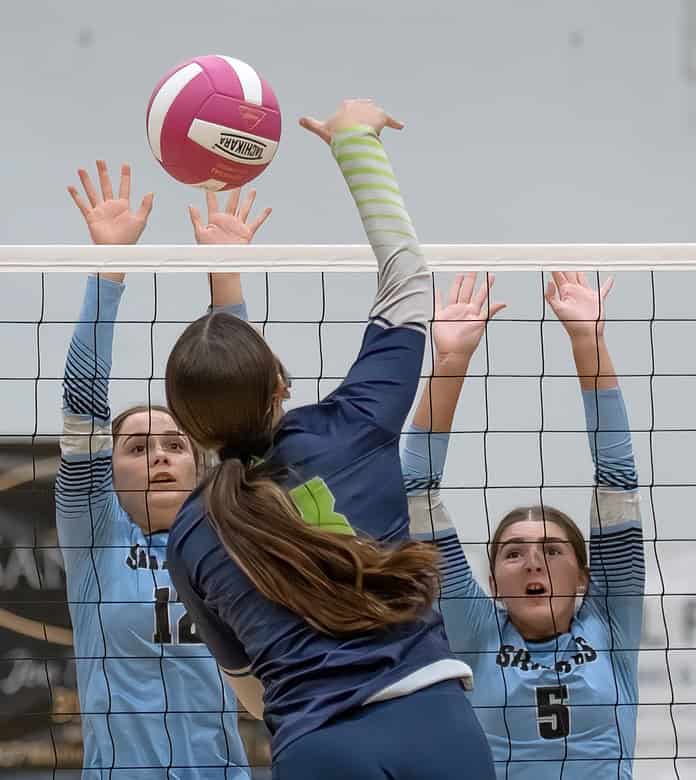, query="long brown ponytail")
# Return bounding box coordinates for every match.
[166,312,440,636]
